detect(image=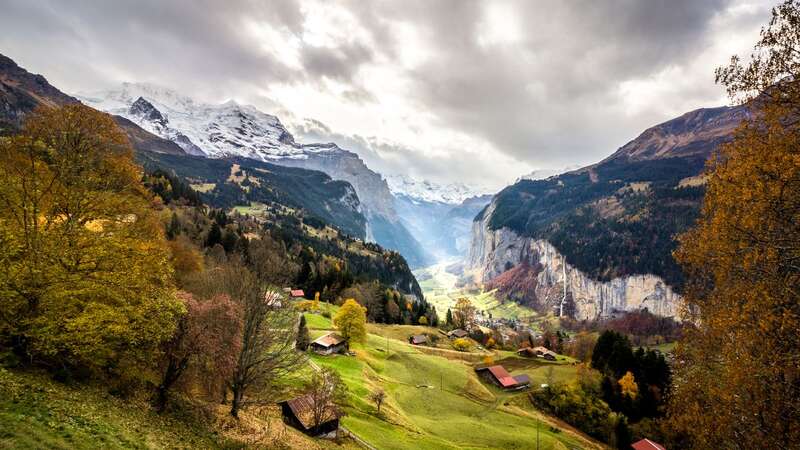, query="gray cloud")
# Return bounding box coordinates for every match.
[0,0,774,186]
